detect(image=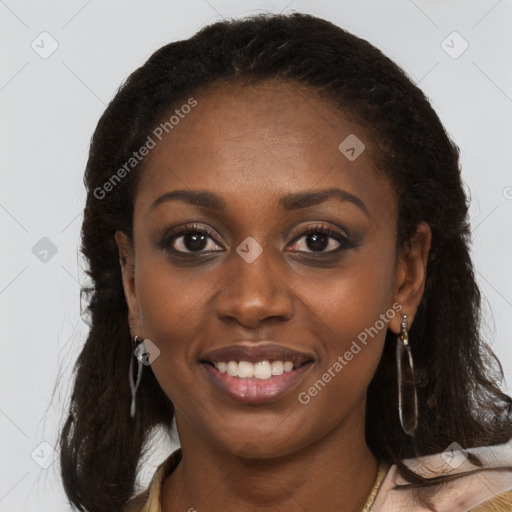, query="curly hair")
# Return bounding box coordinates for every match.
[58,12,512,511]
